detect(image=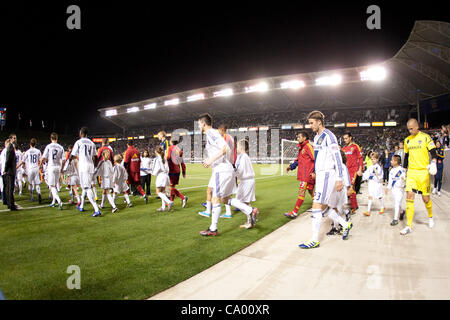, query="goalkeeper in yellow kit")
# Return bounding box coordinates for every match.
[400,118,438,235]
